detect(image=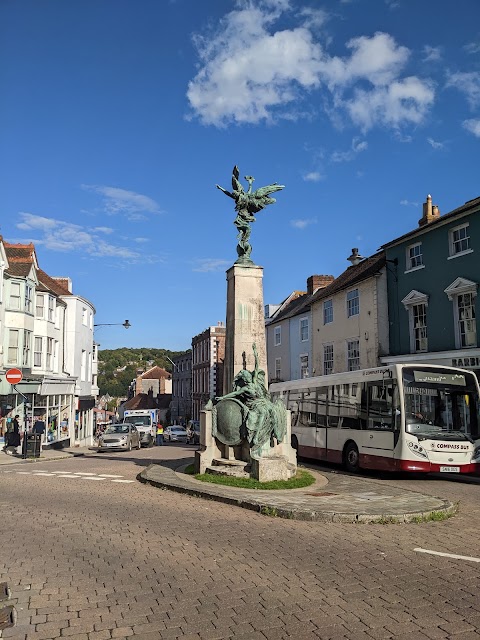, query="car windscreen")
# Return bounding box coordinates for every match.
[105,425,130,434]
[124,416,150,427]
